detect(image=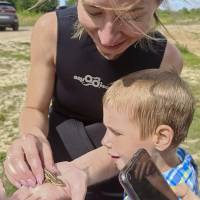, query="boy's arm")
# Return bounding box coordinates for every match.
[57,146,119,188]
[72,146,119,186]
